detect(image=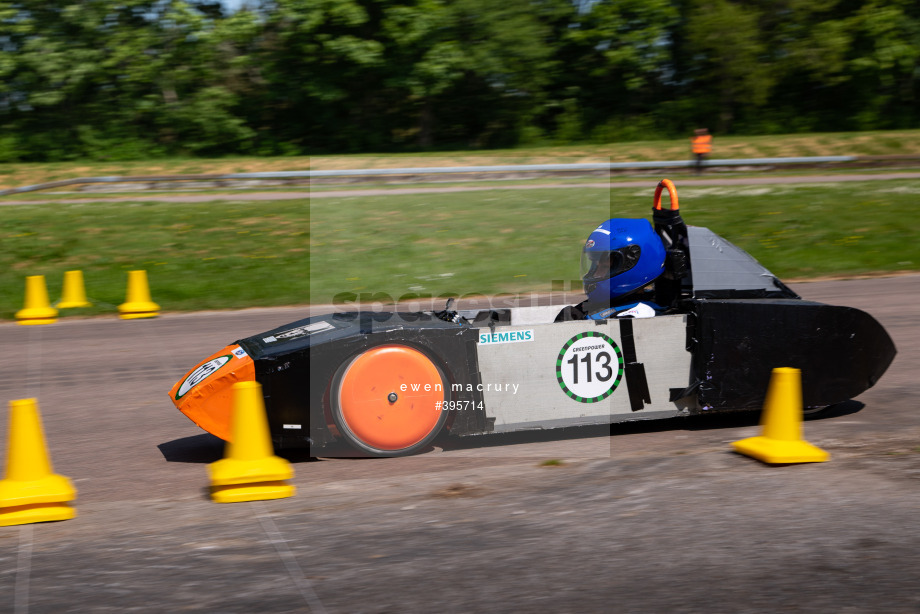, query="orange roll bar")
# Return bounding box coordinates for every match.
[653,179,679,211]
